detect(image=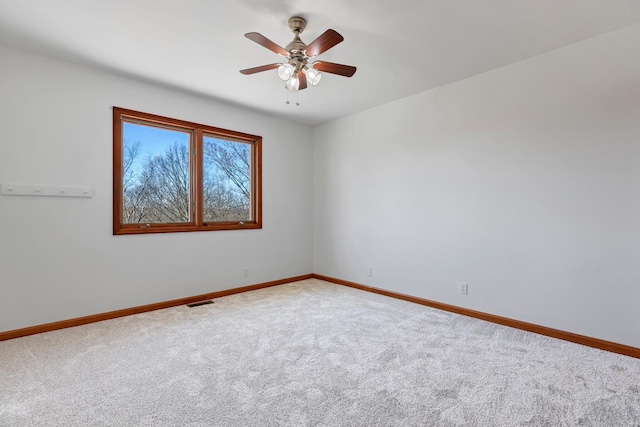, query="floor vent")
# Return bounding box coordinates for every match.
[186,300,214,308]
